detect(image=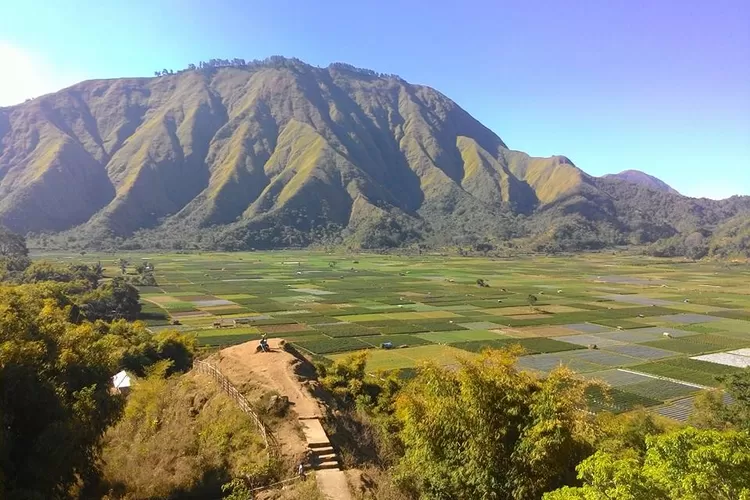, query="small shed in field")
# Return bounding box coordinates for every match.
[112,370,132,395]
